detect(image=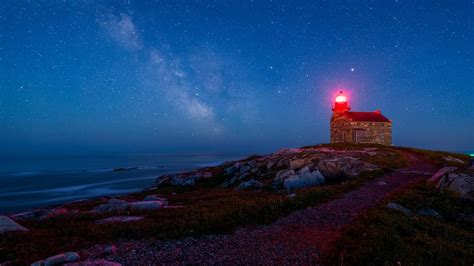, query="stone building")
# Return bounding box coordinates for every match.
[330,91,392,145]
